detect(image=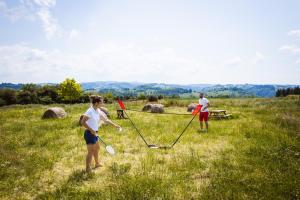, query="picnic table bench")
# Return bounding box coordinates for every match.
[117,109,127,119]
[209,110,232,120]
